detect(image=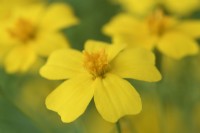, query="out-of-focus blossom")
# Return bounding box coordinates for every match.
[103,9,200,59]
[163,0,200,16]
[40,40,161,123]
[114,0,158,16]
[0,3,79,73]
[0,0,44,19]
[115,0,200,16]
